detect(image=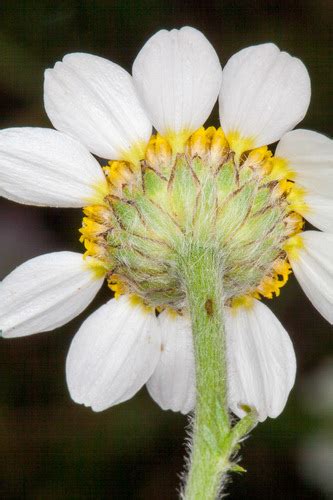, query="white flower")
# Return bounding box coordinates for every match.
[0,27,331,422]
